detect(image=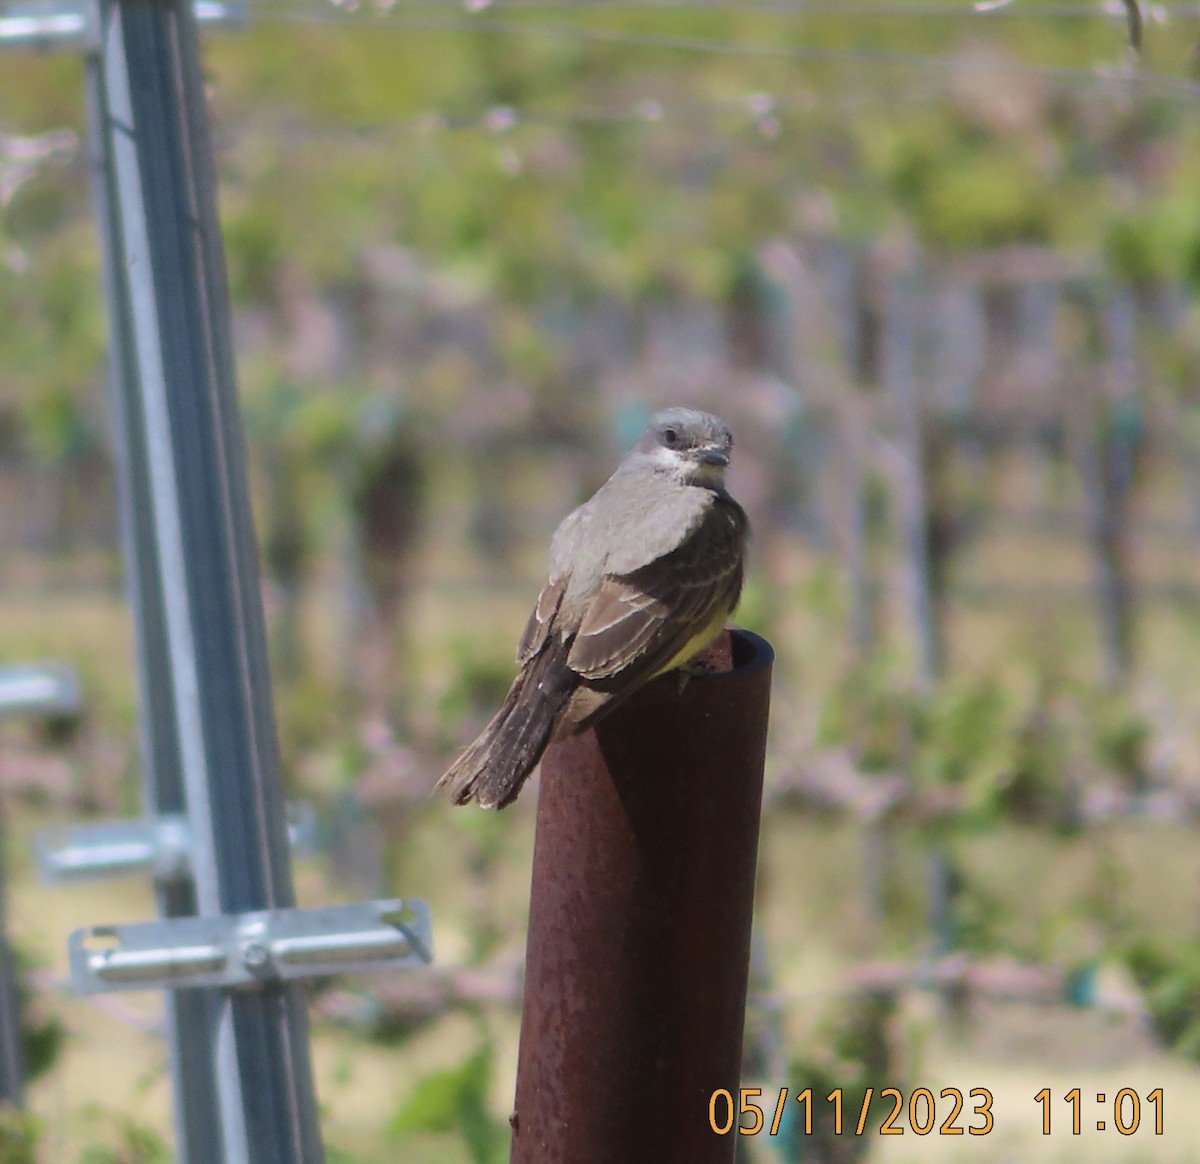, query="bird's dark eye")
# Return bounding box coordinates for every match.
[662,427,679,447]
